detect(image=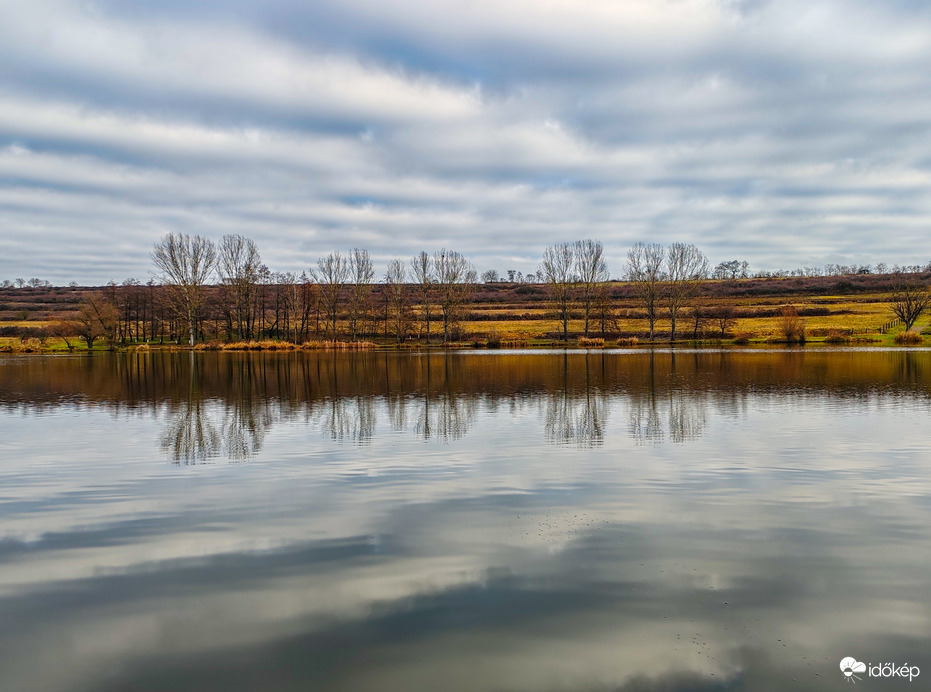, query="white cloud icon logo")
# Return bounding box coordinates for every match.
[840,657,867,682]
